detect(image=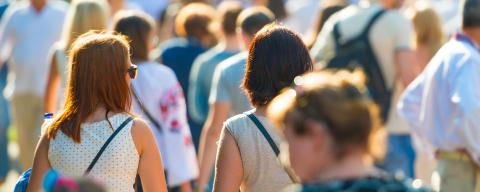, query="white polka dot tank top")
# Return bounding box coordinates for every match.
[48,113,139,192]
